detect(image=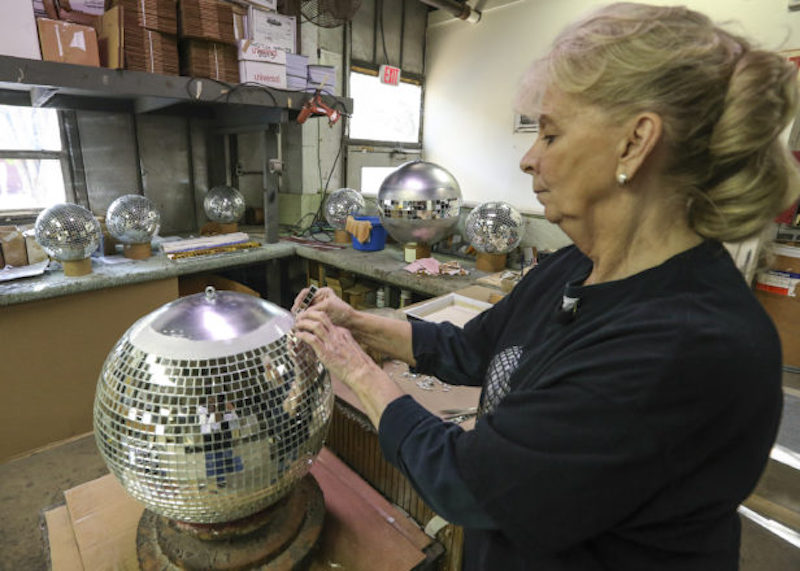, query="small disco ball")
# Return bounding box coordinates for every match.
[204,185,246,223]
[324,188,365,230]
[464,201,525,254]
[378,160,462,245]
[106,194,161,244]
[93,288,333,524]
[34,202,101,261]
